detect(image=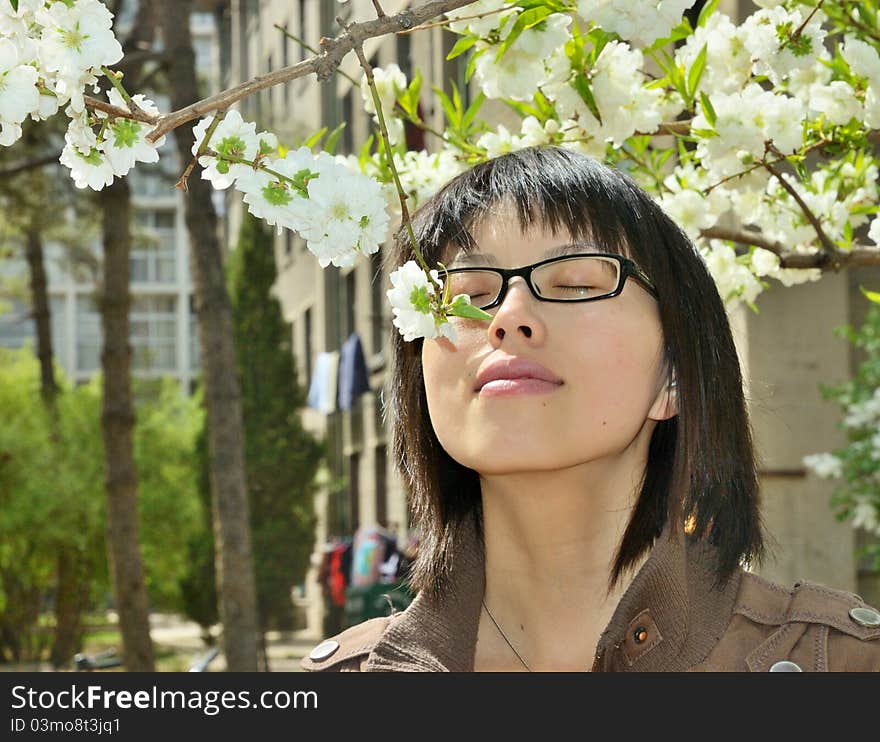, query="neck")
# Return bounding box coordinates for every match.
[479,455,650,670]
